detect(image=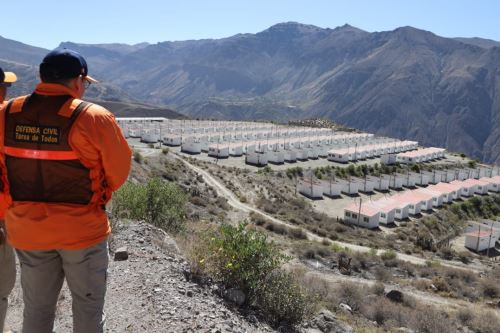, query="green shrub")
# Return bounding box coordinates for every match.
[112,178,187,233]
[162,147,169,155]
[256,270,316,326]
[202,223,289,295]
[193,223,314,327]
[133,150,143,163]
